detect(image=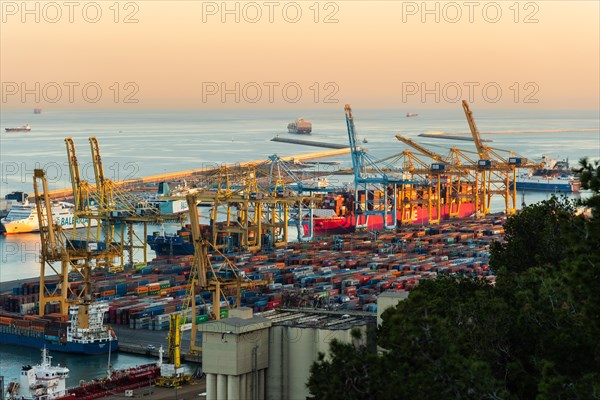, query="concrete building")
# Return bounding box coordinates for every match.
[376,290,409,326]
[200,308,376,400]
[199,307,271,400]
